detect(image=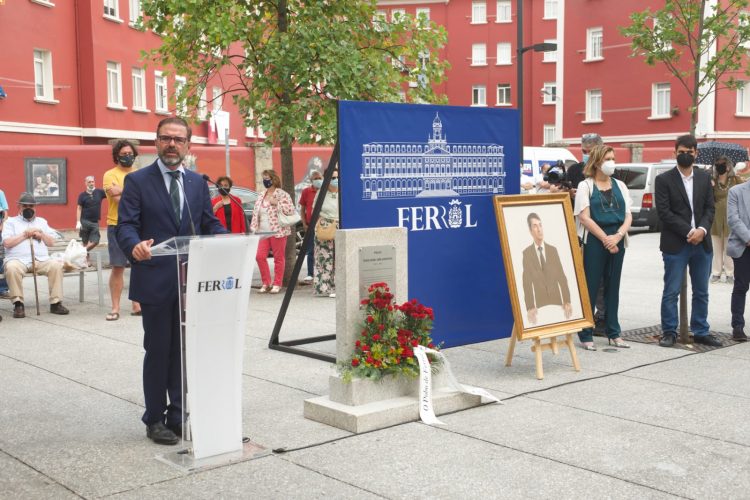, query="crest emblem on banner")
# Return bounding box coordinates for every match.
[448,200,463,228]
